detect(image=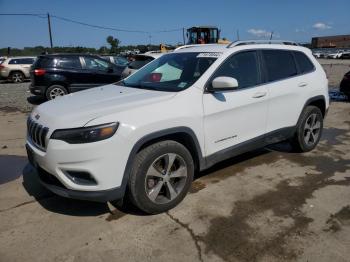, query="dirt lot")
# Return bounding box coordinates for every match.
[0,59,350,262]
